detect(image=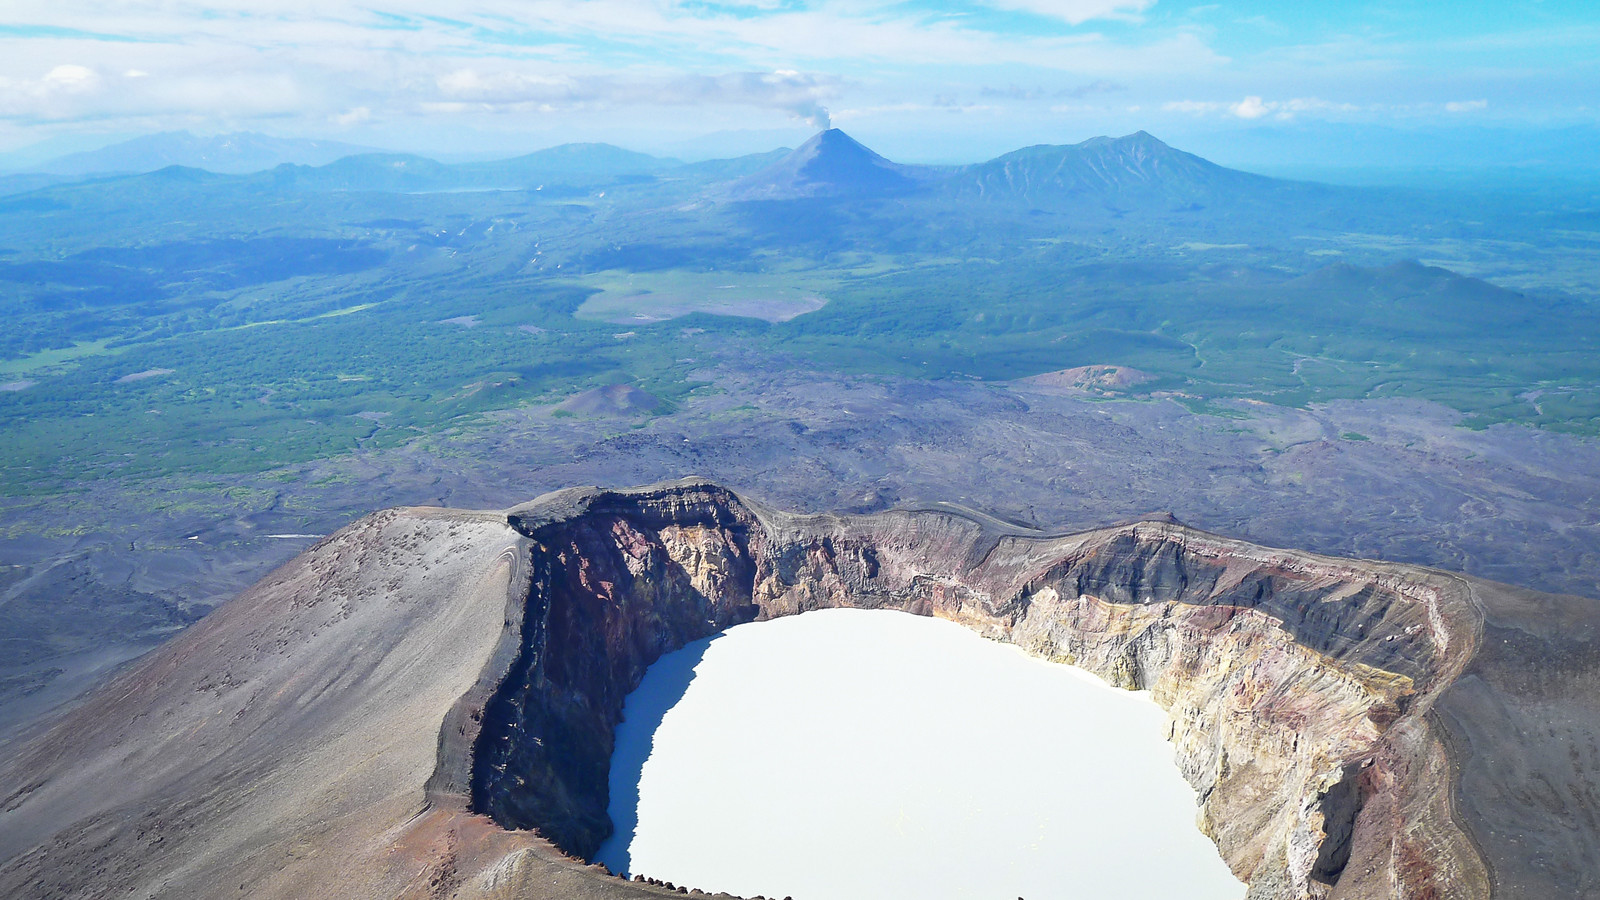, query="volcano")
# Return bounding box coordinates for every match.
[722,128,941,201]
